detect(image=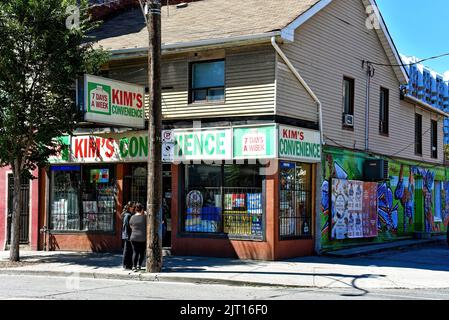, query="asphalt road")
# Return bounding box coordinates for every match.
[1,274,449,300]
